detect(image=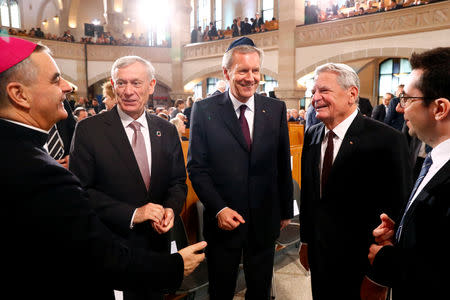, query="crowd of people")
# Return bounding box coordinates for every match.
[190,12,279,43]
[4,26,160,47]
[1,33,448,300]
[305,0,443,24]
